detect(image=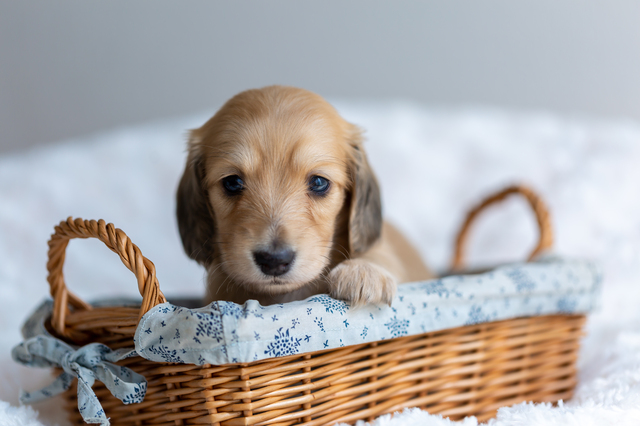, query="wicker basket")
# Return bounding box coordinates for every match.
[46,186,585,425]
